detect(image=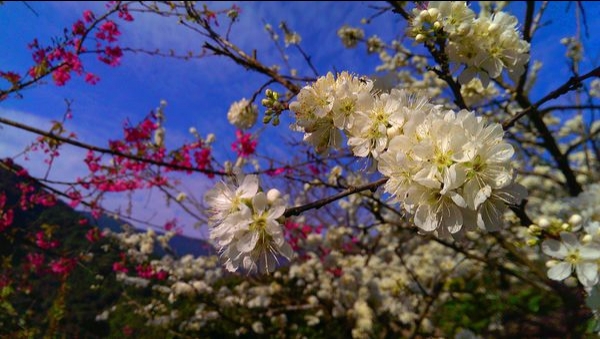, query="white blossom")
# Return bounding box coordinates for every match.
[227,98,258,130]
[205,175,293,274]
[542,232,600,288]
